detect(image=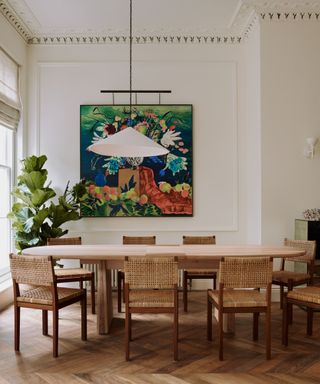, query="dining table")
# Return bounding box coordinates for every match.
[22,244,306,334]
